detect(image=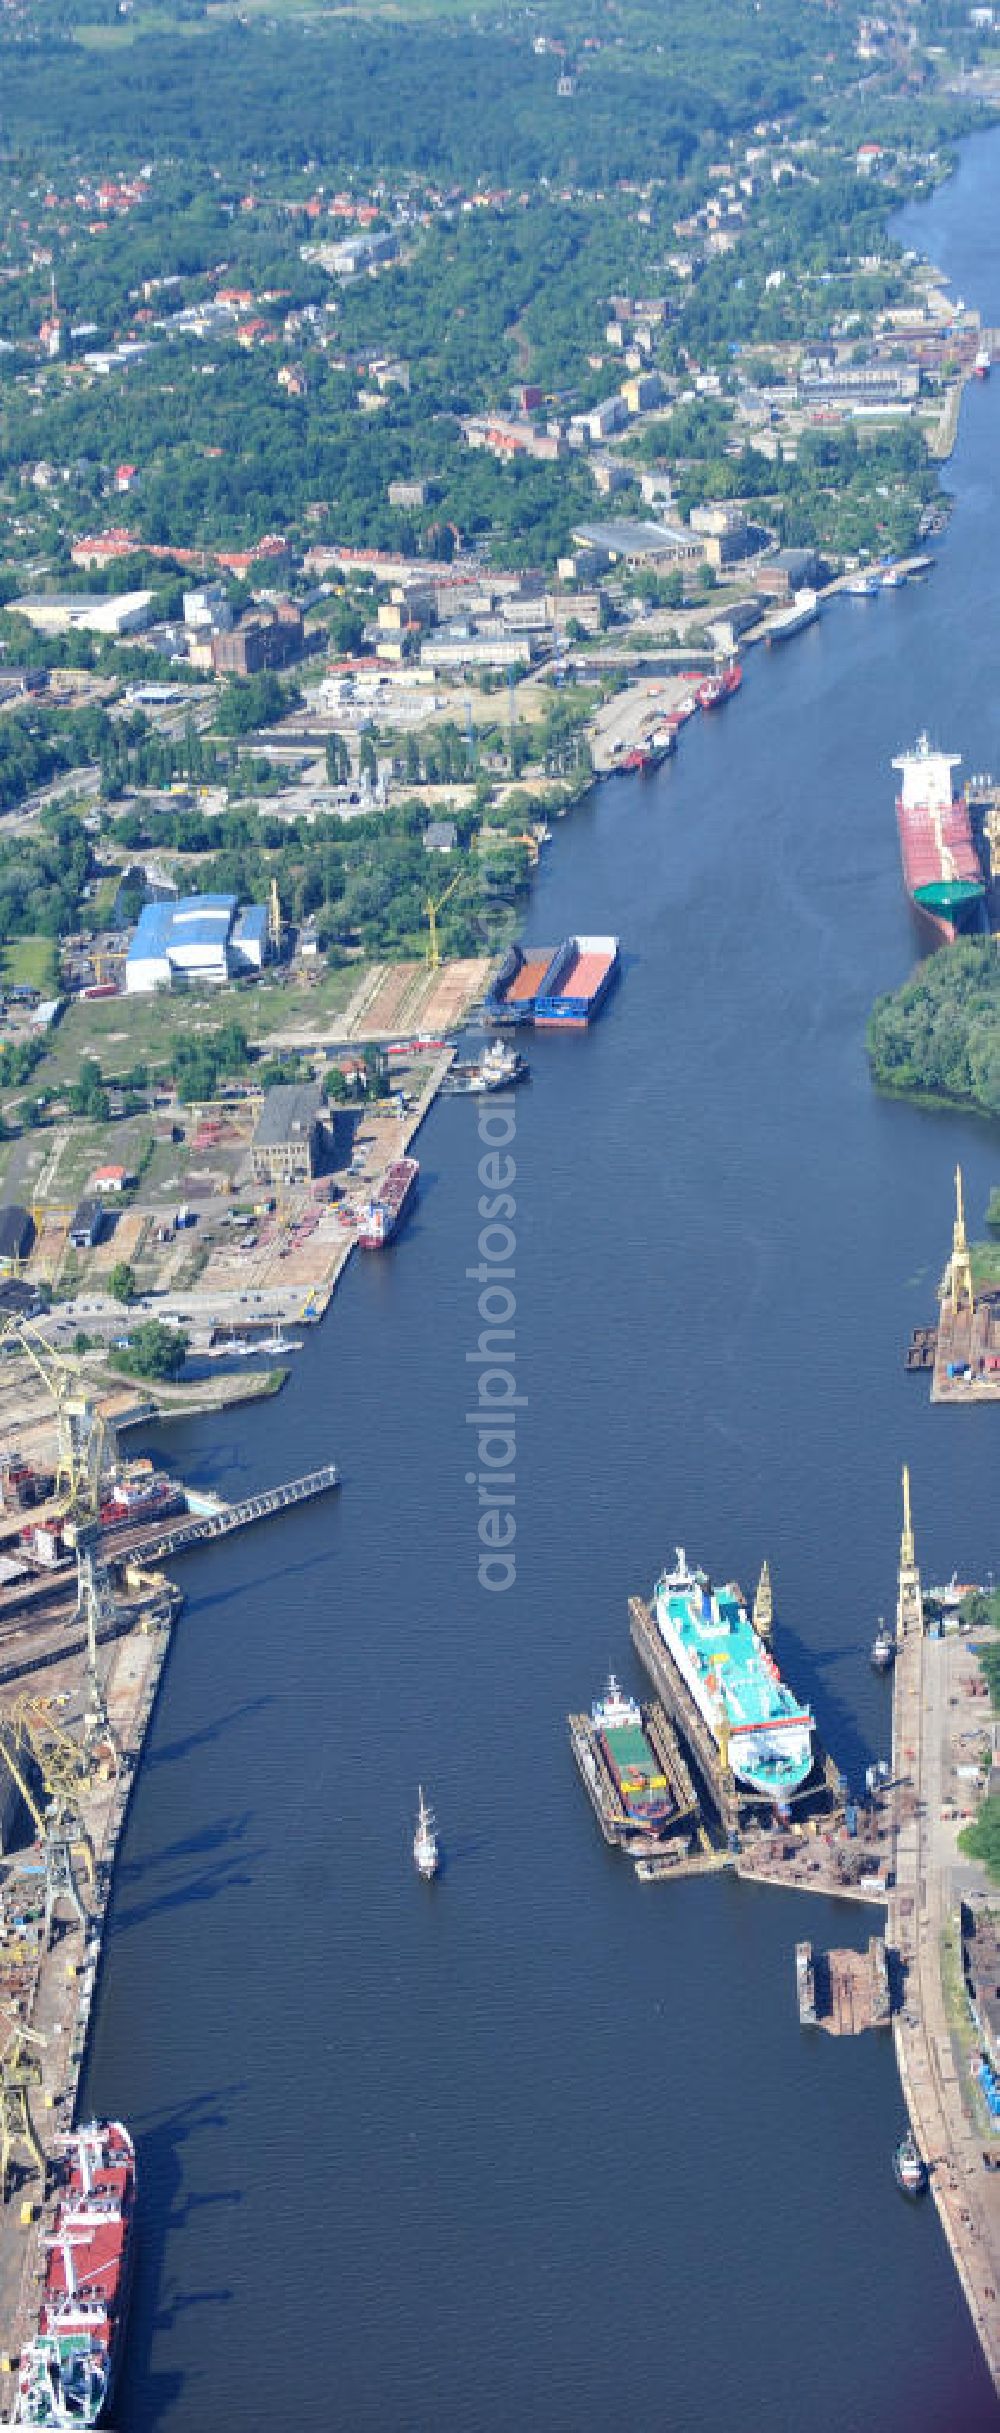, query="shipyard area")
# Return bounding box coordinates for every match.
[567,1482,1000,2402]
[0,1326,341,2427]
